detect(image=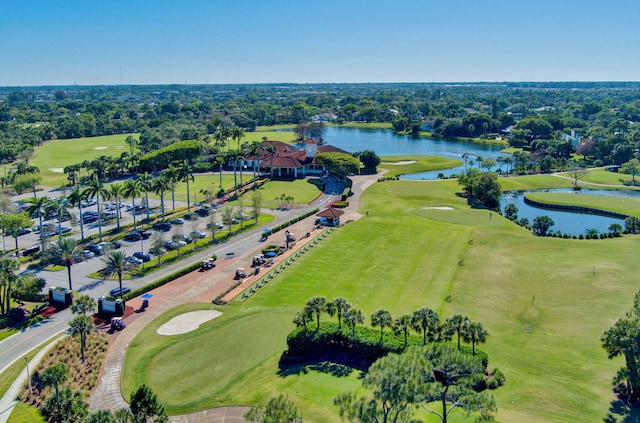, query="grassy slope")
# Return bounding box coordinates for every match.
[123,176,639,422]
